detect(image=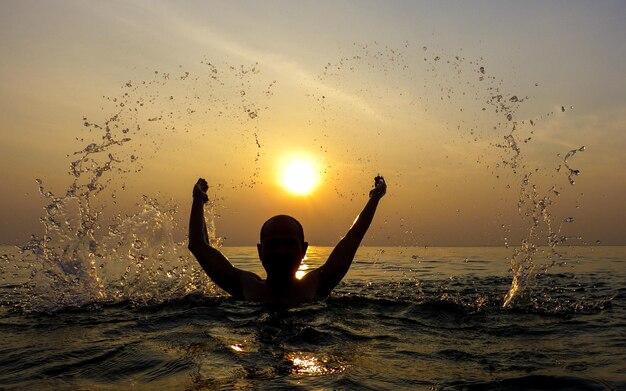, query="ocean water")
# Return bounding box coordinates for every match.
[1,245,624,390]
[1,42,615,390]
